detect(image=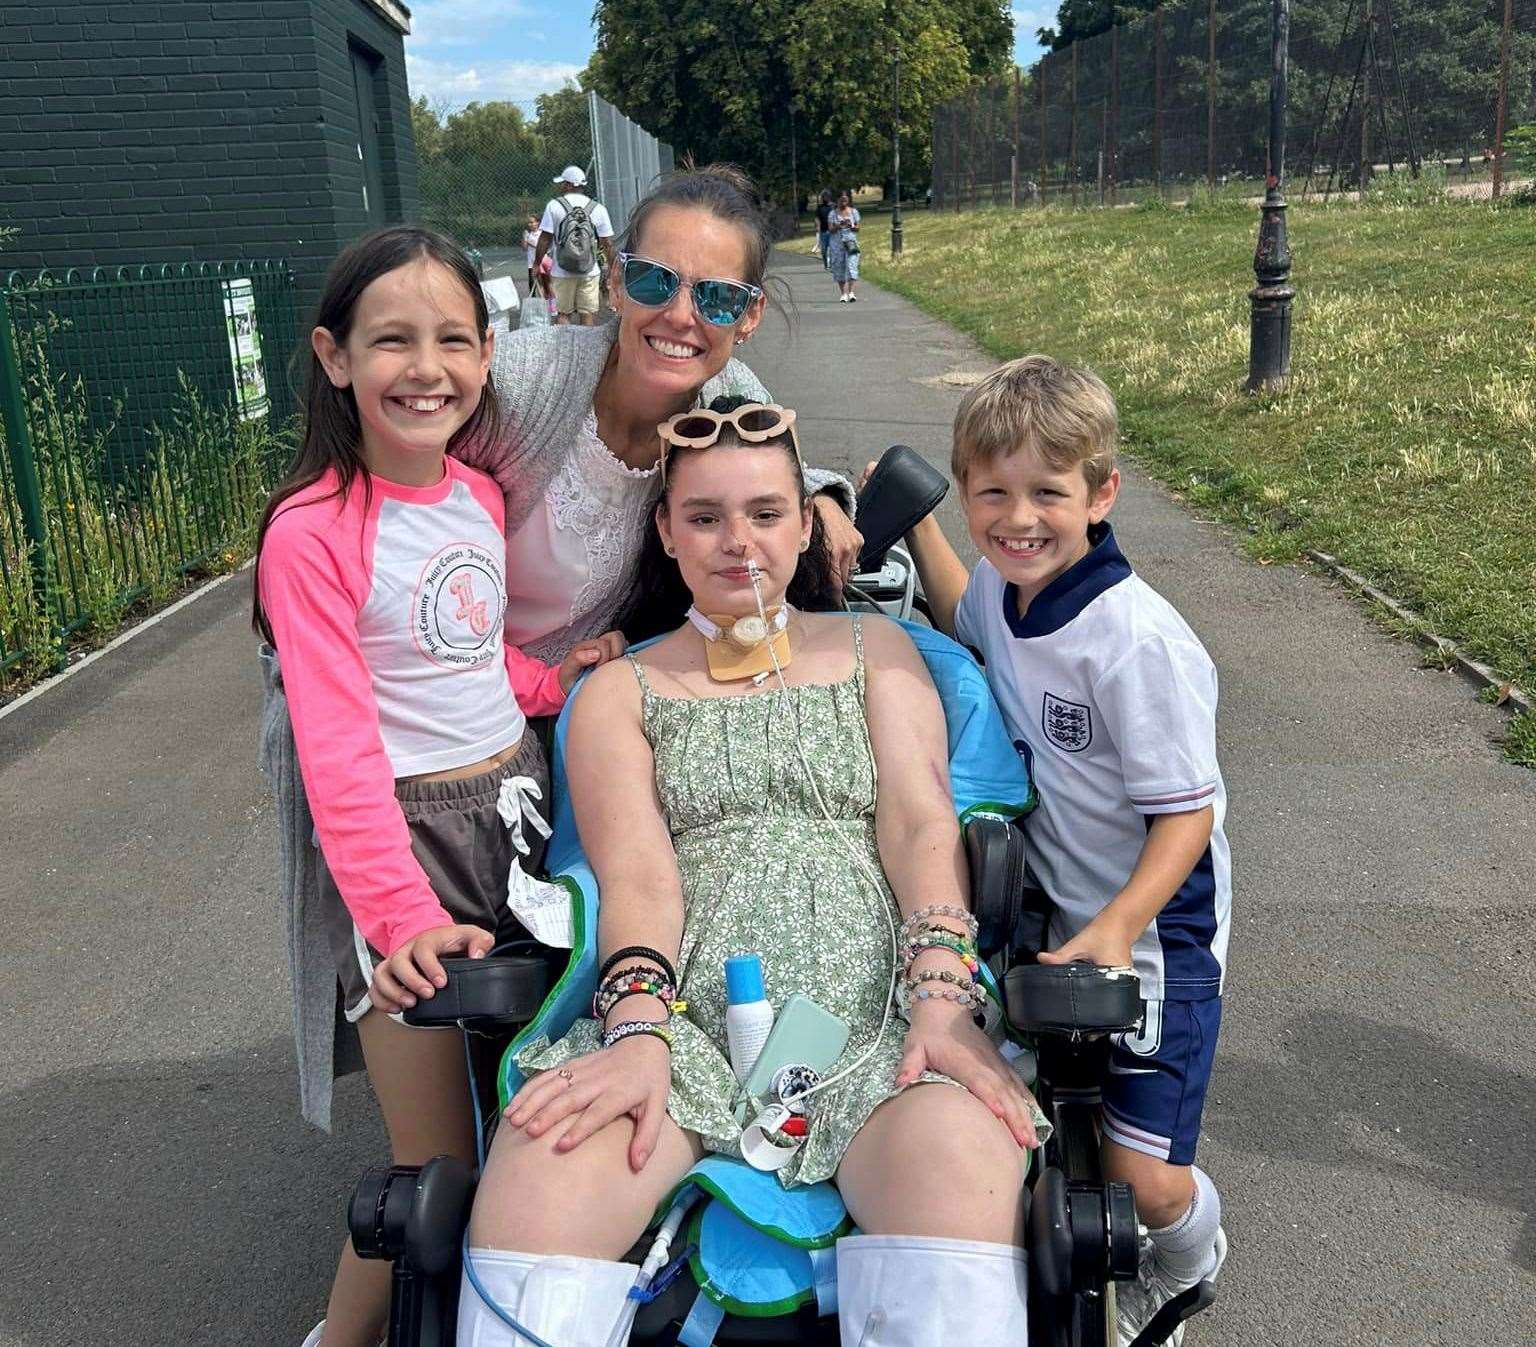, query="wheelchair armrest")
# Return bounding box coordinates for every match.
[854,444,949,572]
[965,815,1051,959]
[401,954,551,1030]
[1002,962,1144,1037]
